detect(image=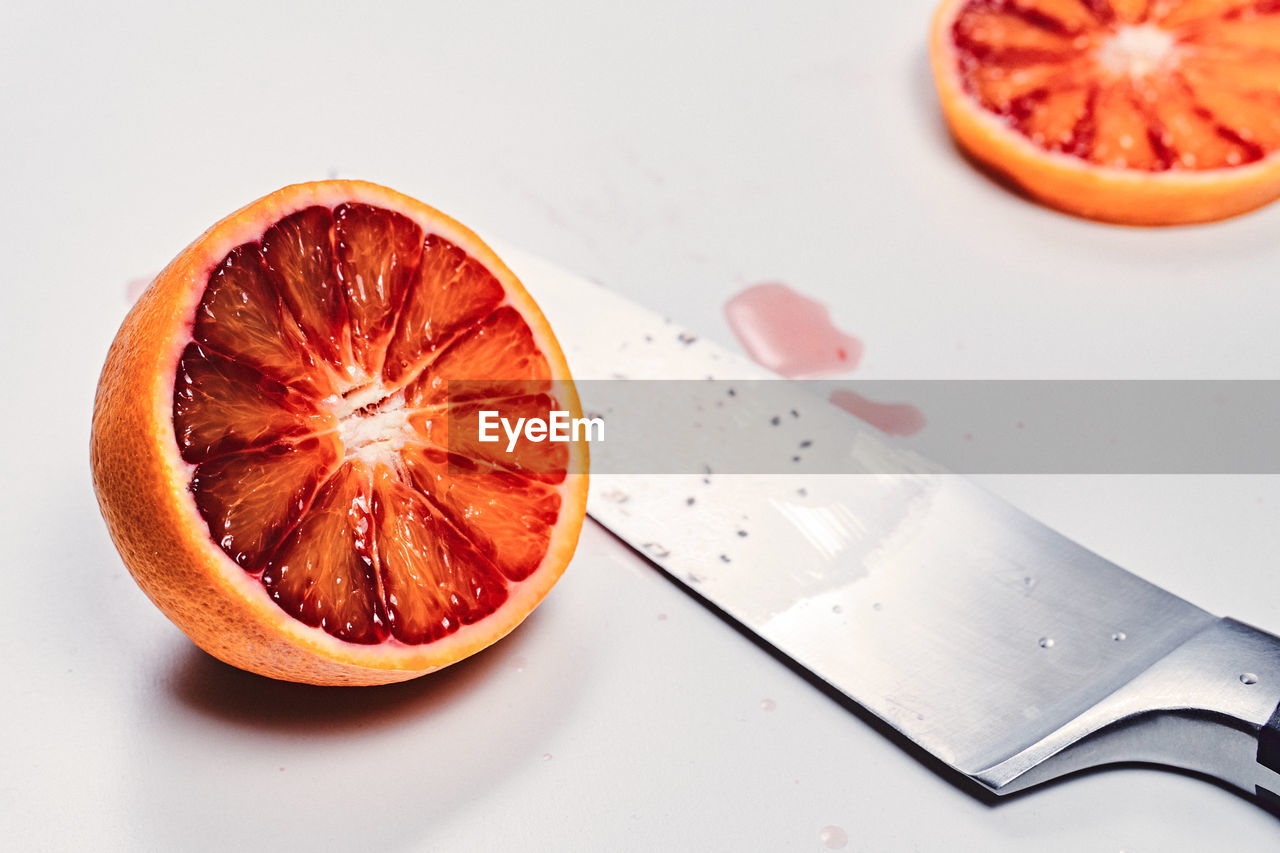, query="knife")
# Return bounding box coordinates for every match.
[494,244,1280,812]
